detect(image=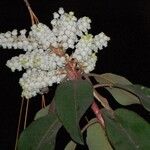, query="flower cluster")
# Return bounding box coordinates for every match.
[19,69,66,98]
[0,8,110,99]
[6,49,66,72]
